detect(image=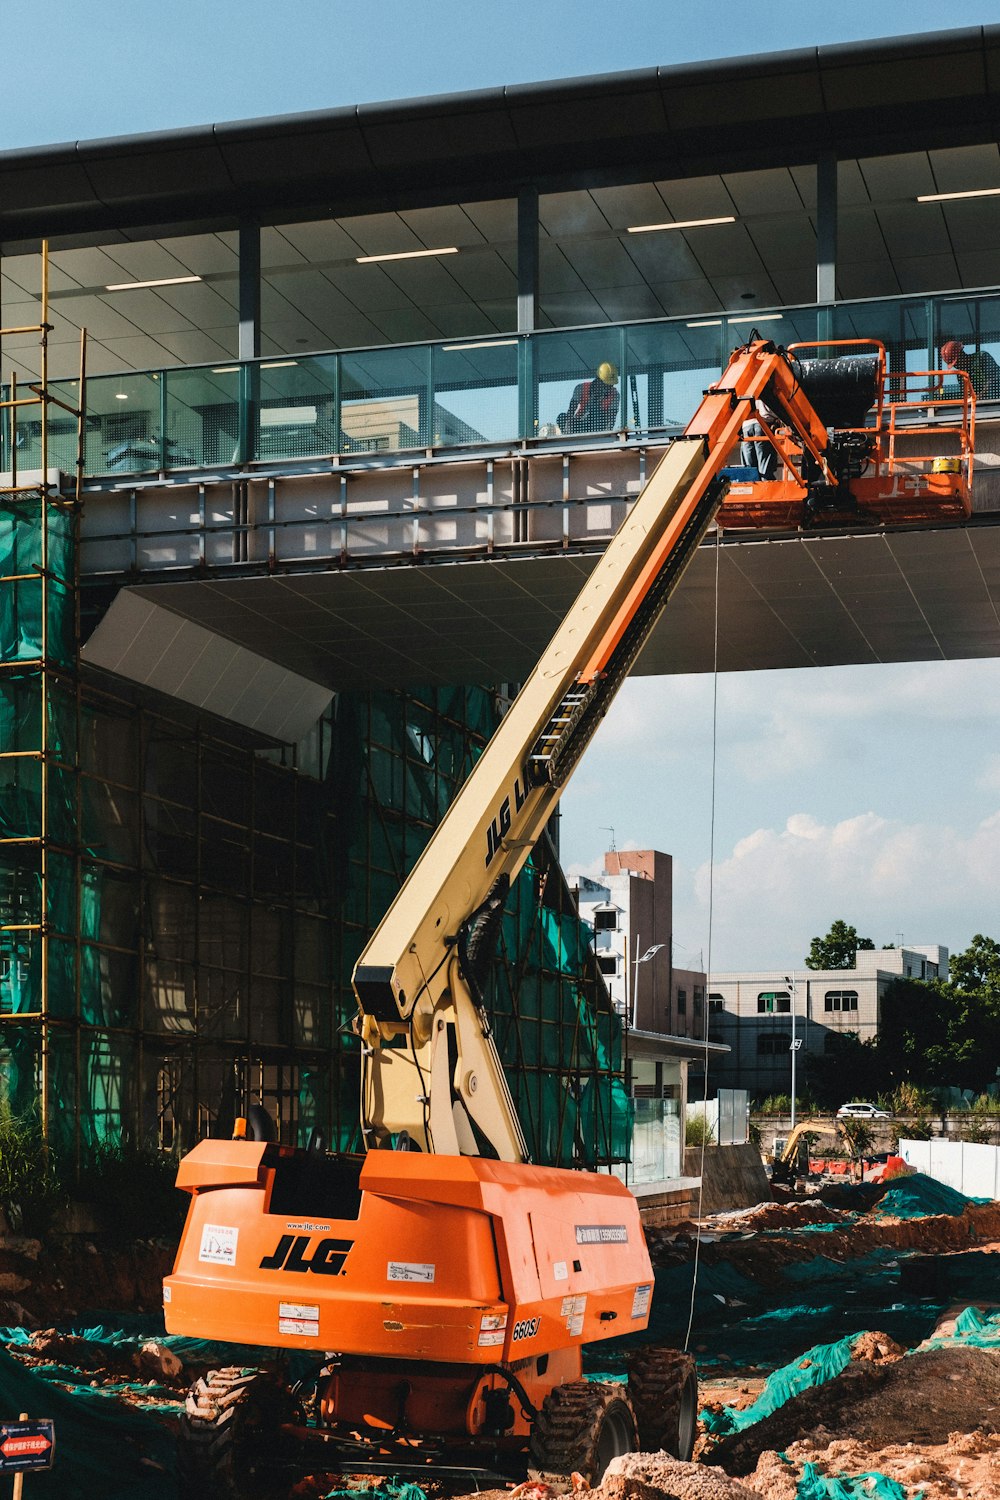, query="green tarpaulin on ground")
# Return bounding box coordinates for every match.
[701,1334,862,1435]
[796,1461,922,1499]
